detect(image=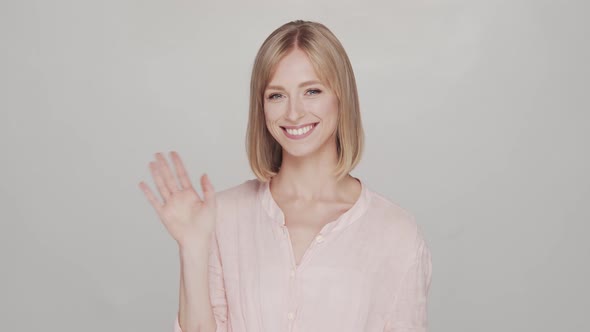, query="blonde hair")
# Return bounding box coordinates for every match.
[246,20,364,182]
